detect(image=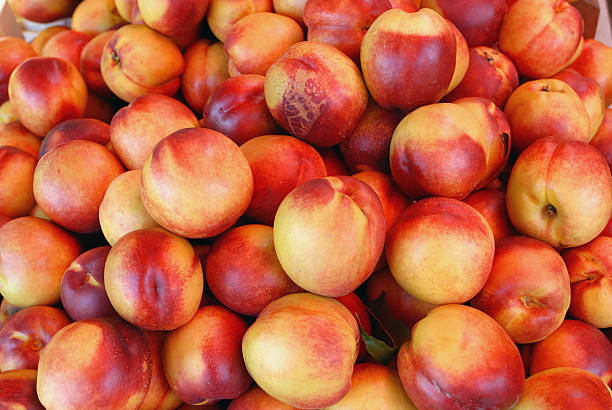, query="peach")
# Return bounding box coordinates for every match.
[471,236,570,343]
[115,0,143,23]
[40,30,93,69]
[71,0,126,36]
[0,369,43,409]
[83,91,115,123]
[100,24,184,102]
[7,0,78,23]
[141,128,253,238]
[530,320,612,386]
[99,170,159,245]
[328,363,416,409]
[240,134,326,225]
[569,39,612,106]
[0,306,70,371]
[591,108,612,168]
[202,75,280,146]
[397,304,524,410]
[499,0,583,79]
[386,197,494,305]
[37,318,152,410]
[242,293,359,408]
[463,189,515,241]
[272,0,306,26]
[206,224,301,316]
[228,385,297,409]
[140,331,182,410]
[506,137,612,248]
[0,100,17,124]
[0,121,41,158]
[110,94,199,170]
[60,246,117,321]
[40,117,110,158]
[389,102,488,200]
[206,0,274,43]
[445,46,519,108]
[0,300,22,328]
[0,217,81,307]
[0,37,36,103]
[513,367,612,409]
[339,100,402,173]
[265,41,368,147]
[303,0,417,62]
[33,140,124,233]
[360,9,458,112]
[163,305,252,404]
[8,57,88,137]
[80,30,117,98]
[31,26,69,54]
[0,147,36,218]
[445,20,469,95]
[274,176,385,297]
[225,12,303,76]
[138,0,208,37]
[319,147,351,176]
[181,40,229,114]
[366,269,437,329]
[562,236,612,328]
[104,228,203,330]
